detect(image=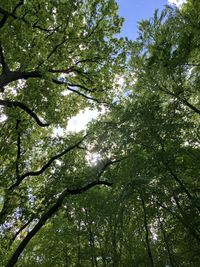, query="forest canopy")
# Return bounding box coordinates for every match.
[0,0,200,266]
